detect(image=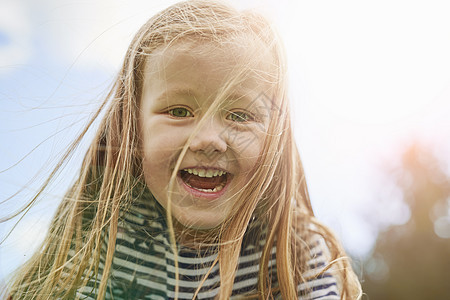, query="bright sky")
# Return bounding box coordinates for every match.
[1,0,450,284]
